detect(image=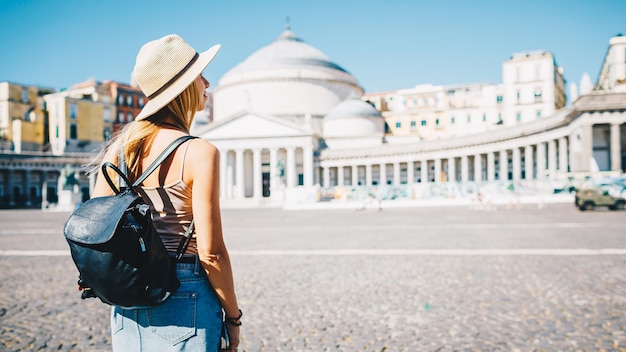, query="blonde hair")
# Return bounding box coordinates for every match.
[93,79,201,185]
